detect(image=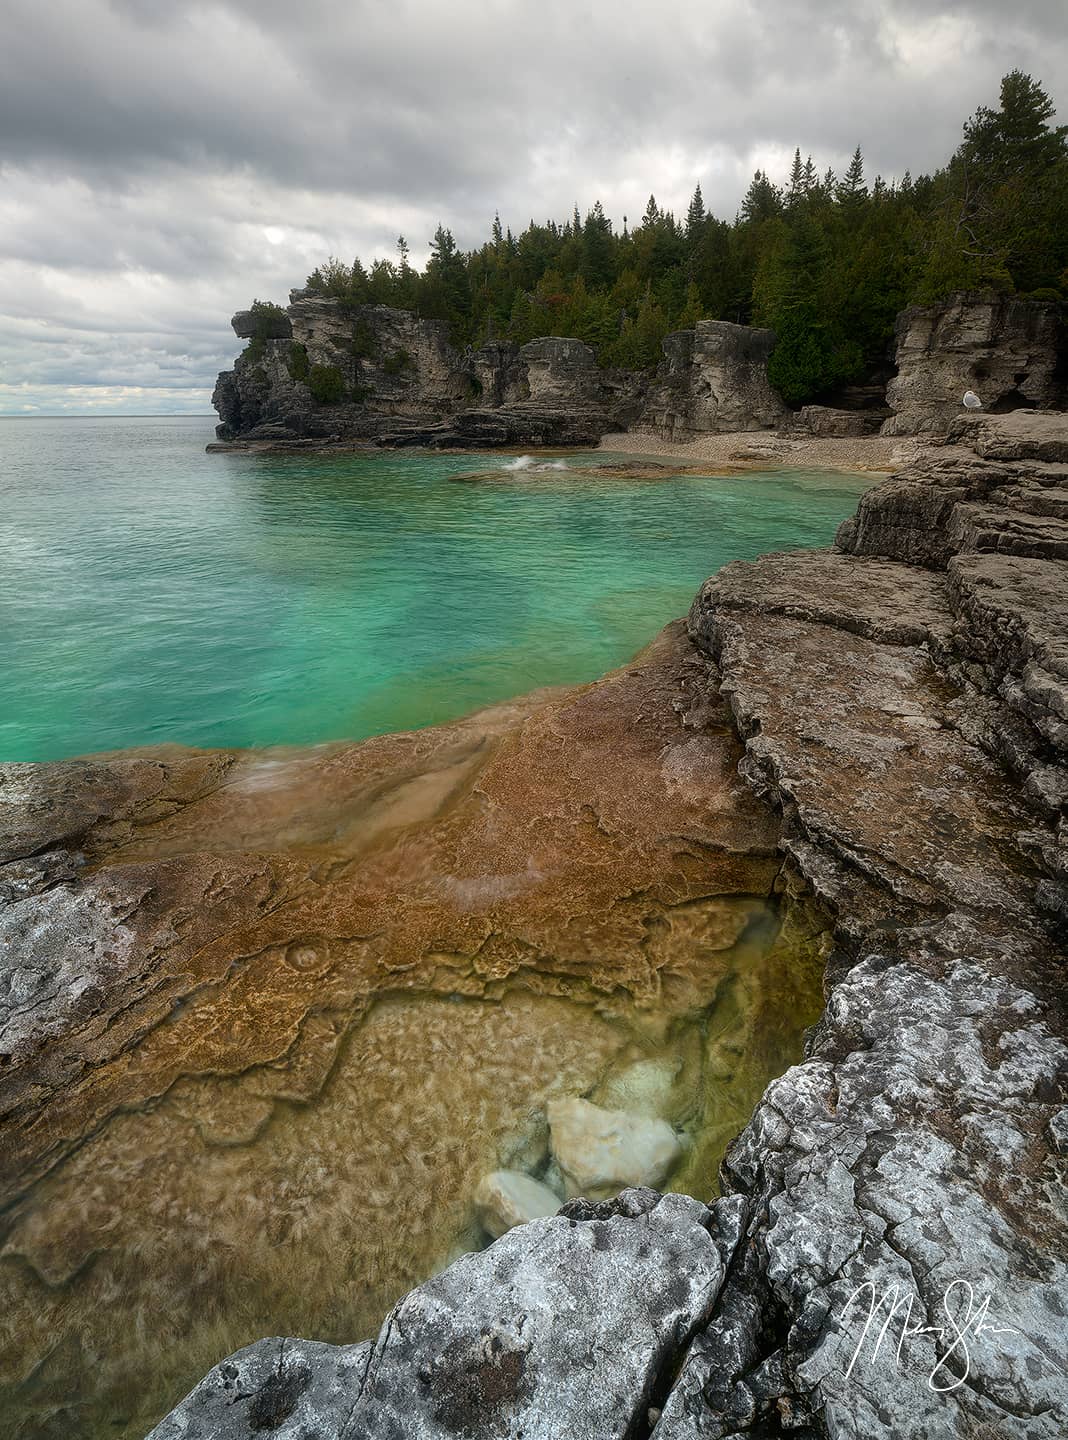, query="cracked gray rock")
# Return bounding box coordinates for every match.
[149,1189,738,1440]
[671,411,1067,1439]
